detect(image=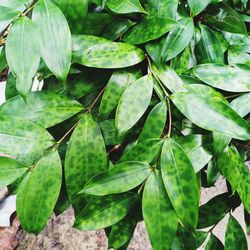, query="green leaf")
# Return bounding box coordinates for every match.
[0,0,30,11]
[16,150,62,234]
[72,35,145,68]
[207,158,220,186]
[195,25,224,64]
[162,18,194,62]
[116,74,153,134]
[118,139,163,164]
[33,0,71,80]
[81,161,151,196]
[161,138,199,230]
[99,69,141,118]
[52,0,88,34]
[225,215,248,250]
[138,101,167,142]
[74,193,136,230]
[0,116,55,165]
[65,114,107,204]
[198,193,230,229]
[5,72,18,100]
[123,16,179,45]
[0,5,19,33]
[171,92,250,140]
[143,170,178,250]
[188,0,211,16]
[217,147,250,213]
[205,234,224,250]
[175,134,213,173]
[106,0,147,14]
[108,213,137,249]
[144,0,178,18]
[0,47,7,73]
[0,91,83,128]
[230,93,250,117]
[0,157,28,188]
[193,64,250,92]
[6,17,40,96]
[196,231,208,248]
